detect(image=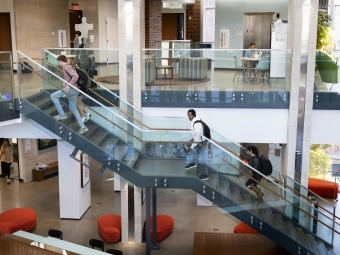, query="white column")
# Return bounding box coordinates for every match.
[120,177,129,242]
[118,0,128,101]
[284,0,318,187]
[58,141,91,219]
